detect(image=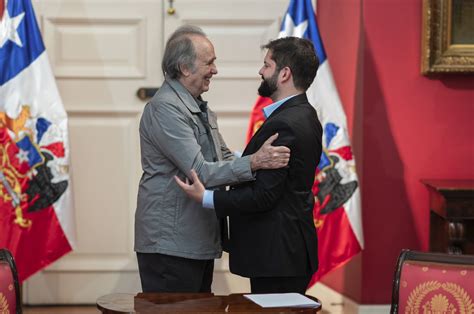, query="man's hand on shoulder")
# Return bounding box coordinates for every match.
[250,133,290,171]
